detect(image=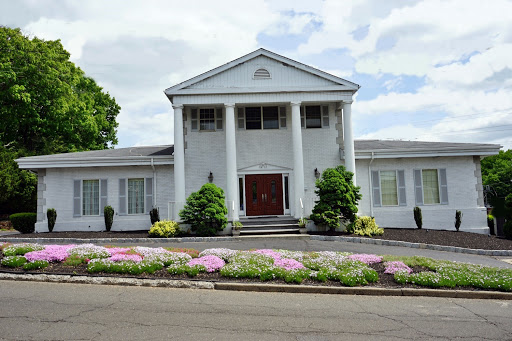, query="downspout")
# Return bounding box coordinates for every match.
[151,158,157,211]
[368,152,375,217]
